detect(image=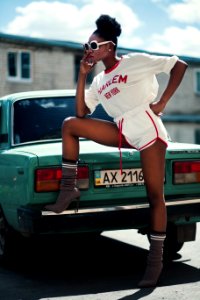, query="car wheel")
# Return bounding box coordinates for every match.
[163,223,184,260]
[0,208,18,263]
